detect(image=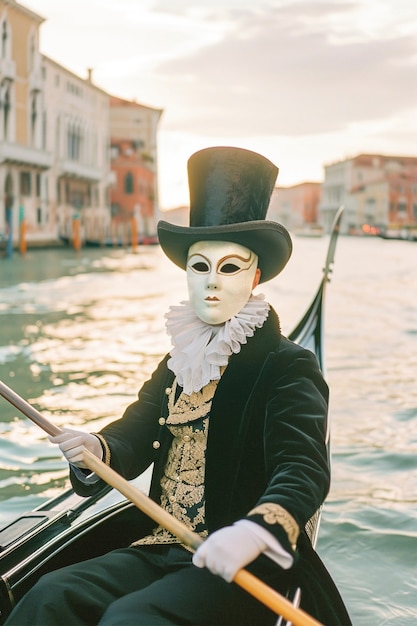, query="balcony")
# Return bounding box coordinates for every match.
[0,58,16,81]
[58,159,104,182]
[29,67,43,92]
[0,141,52,169]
